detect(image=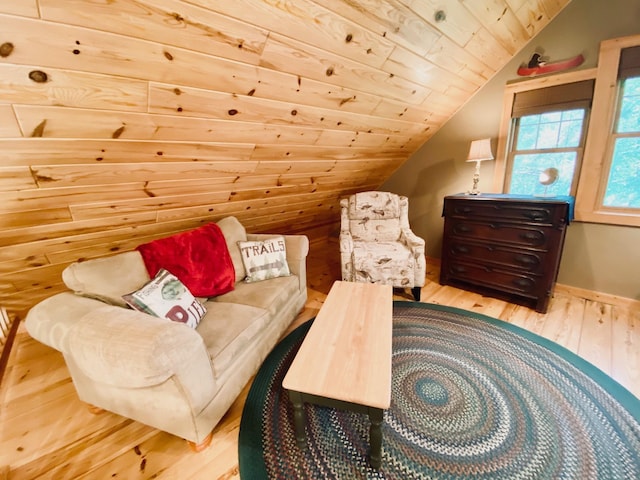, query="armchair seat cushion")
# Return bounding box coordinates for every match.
[352,242,415,286]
